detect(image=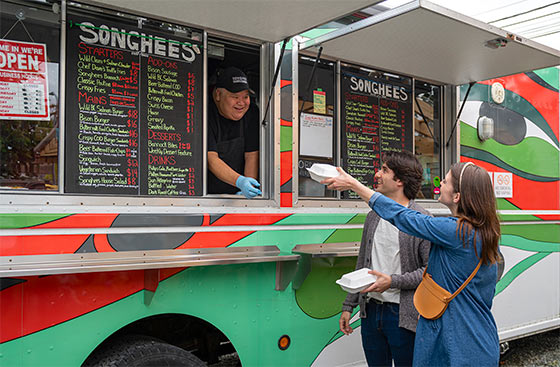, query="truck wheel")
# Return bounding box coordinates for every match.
[83,335,205,367]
